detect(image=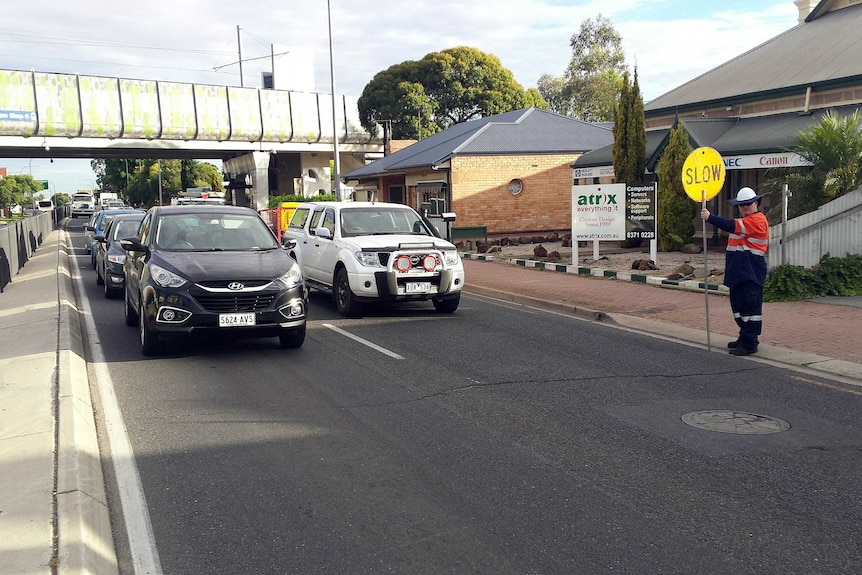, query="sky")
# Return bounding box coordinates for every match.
[0,0,802,197]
